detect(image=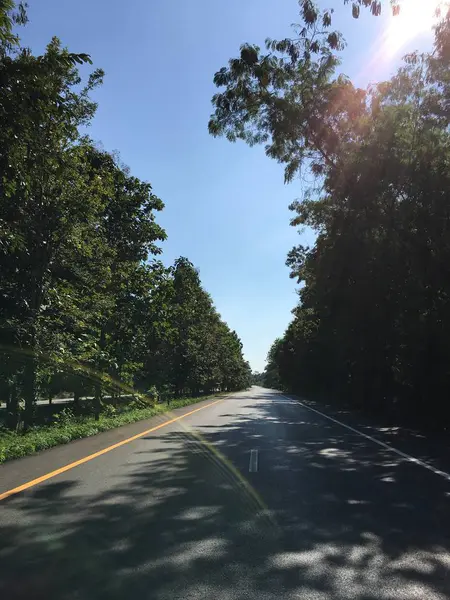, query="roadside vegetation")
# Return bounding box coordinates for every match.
[211,0,450,429]
[0,392,227,463]
[0,2,251,449]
